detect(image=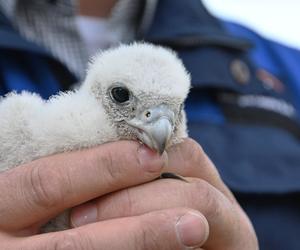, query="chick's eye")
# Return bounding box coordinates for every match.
[111,87,130,103]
